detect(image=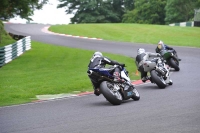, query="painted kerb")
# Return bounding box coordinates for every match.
[0,36,31,67]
